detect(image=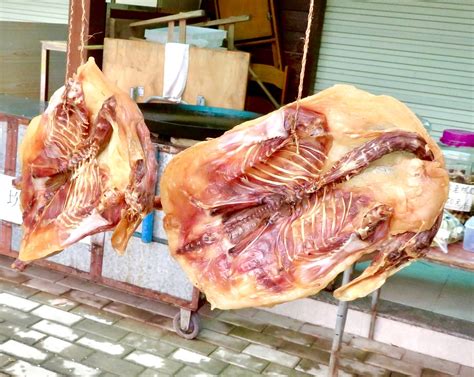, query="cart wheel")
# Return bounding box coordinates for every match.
[173,312,200,339]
